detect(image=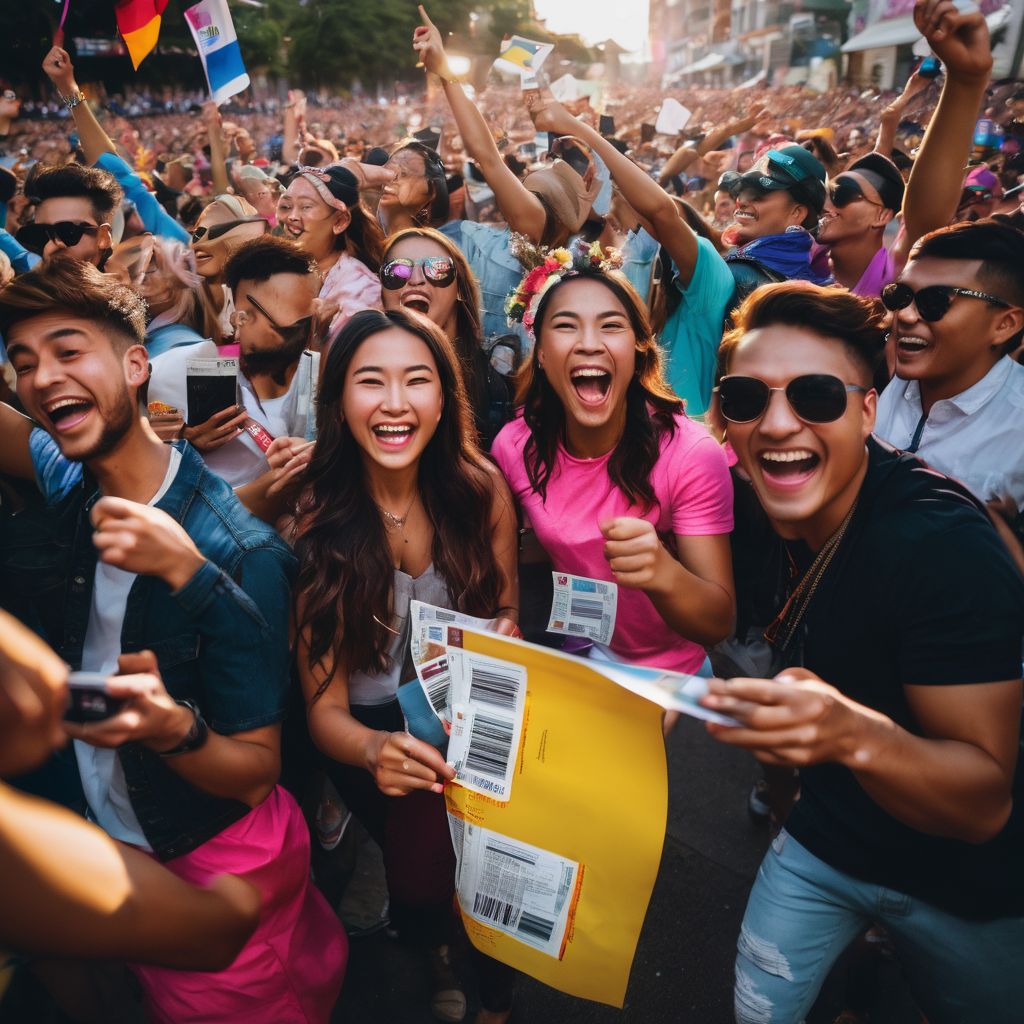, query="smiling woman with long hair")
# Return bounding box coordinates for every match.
[493,259,736,697]
[293,308,518,1022]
